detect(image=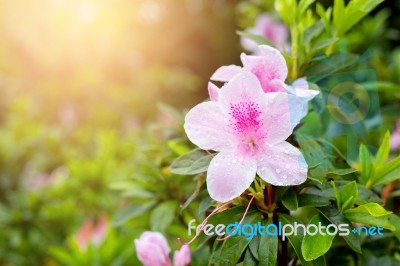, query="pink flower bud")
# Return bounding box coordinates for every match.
[173,245,191,266]
[134,232,172,266]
